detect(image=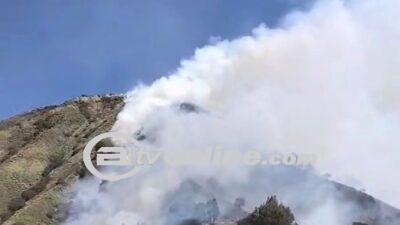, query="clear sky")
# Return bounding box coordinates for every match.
[0,0,313,120]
